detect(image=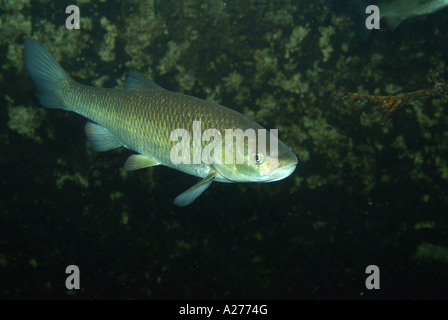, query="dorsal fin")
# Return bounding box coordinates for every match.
[123,69,163,90]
